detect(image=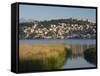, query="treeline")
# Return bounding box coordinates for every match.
[40,18,90,25]
[19,18,93,28]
